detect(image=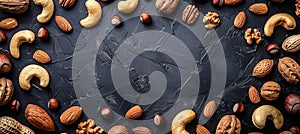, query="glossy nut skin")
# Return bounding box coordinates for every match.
[9,99,20,112]
[284,94,300,114]
[111,15,122,26]
[140,12,151,24]
[0,30,7,43]
[0,53,12,73]
[38,27,49,40]
[267,43,279,55]
[233,103,244,113]
[290,126,300,134]
[212,0,223,7]
[48,98,59,111]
